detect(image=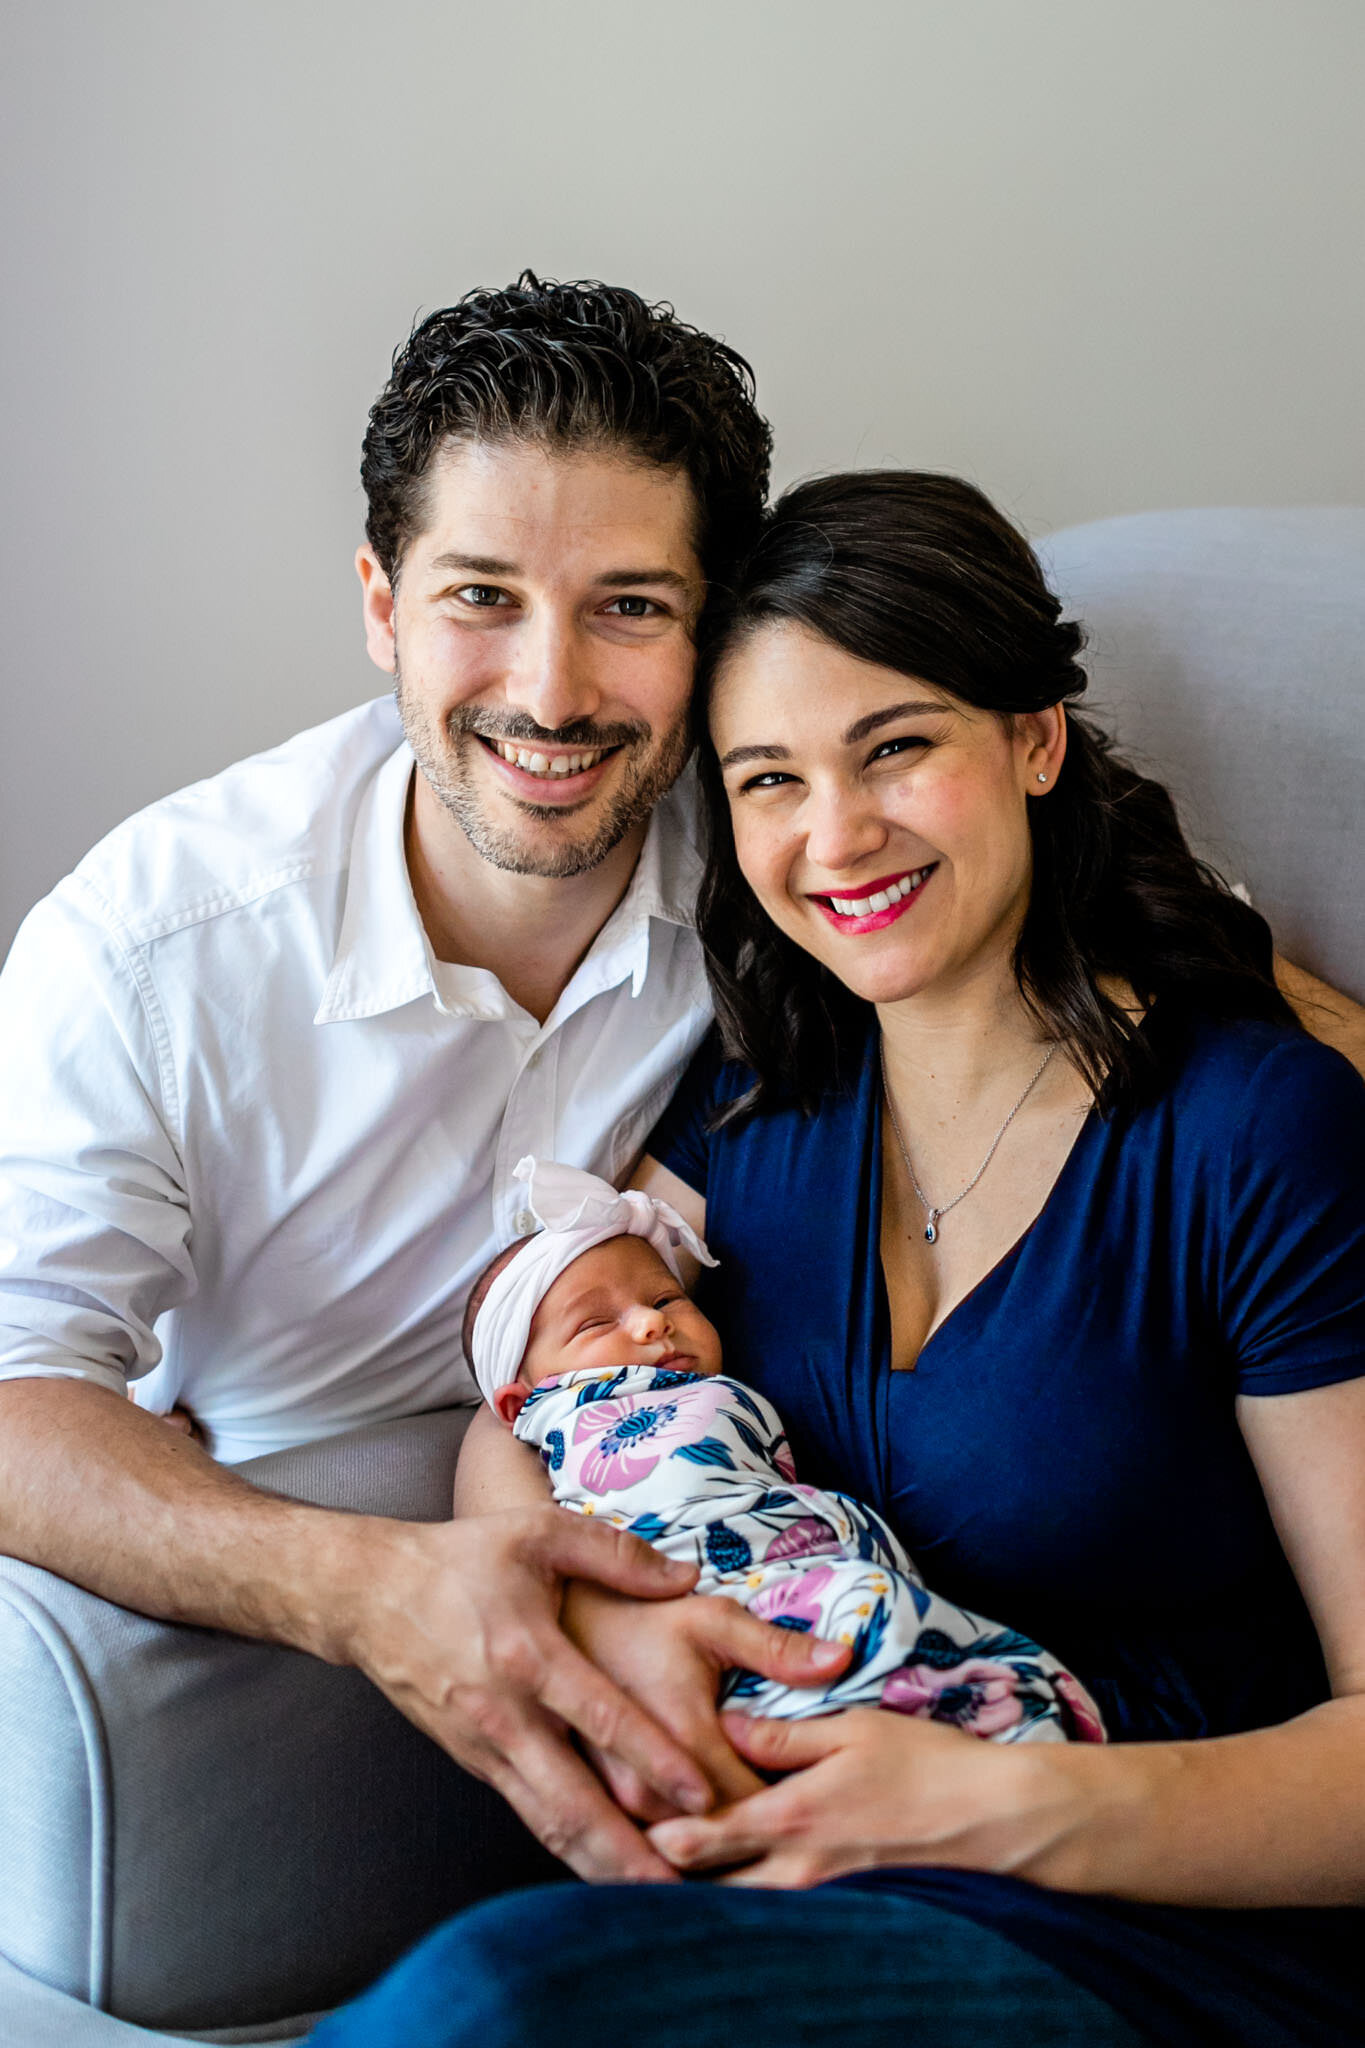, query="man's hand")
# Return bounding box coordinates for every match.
[562,1580,853,1821]
[337,1504,720,1882]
